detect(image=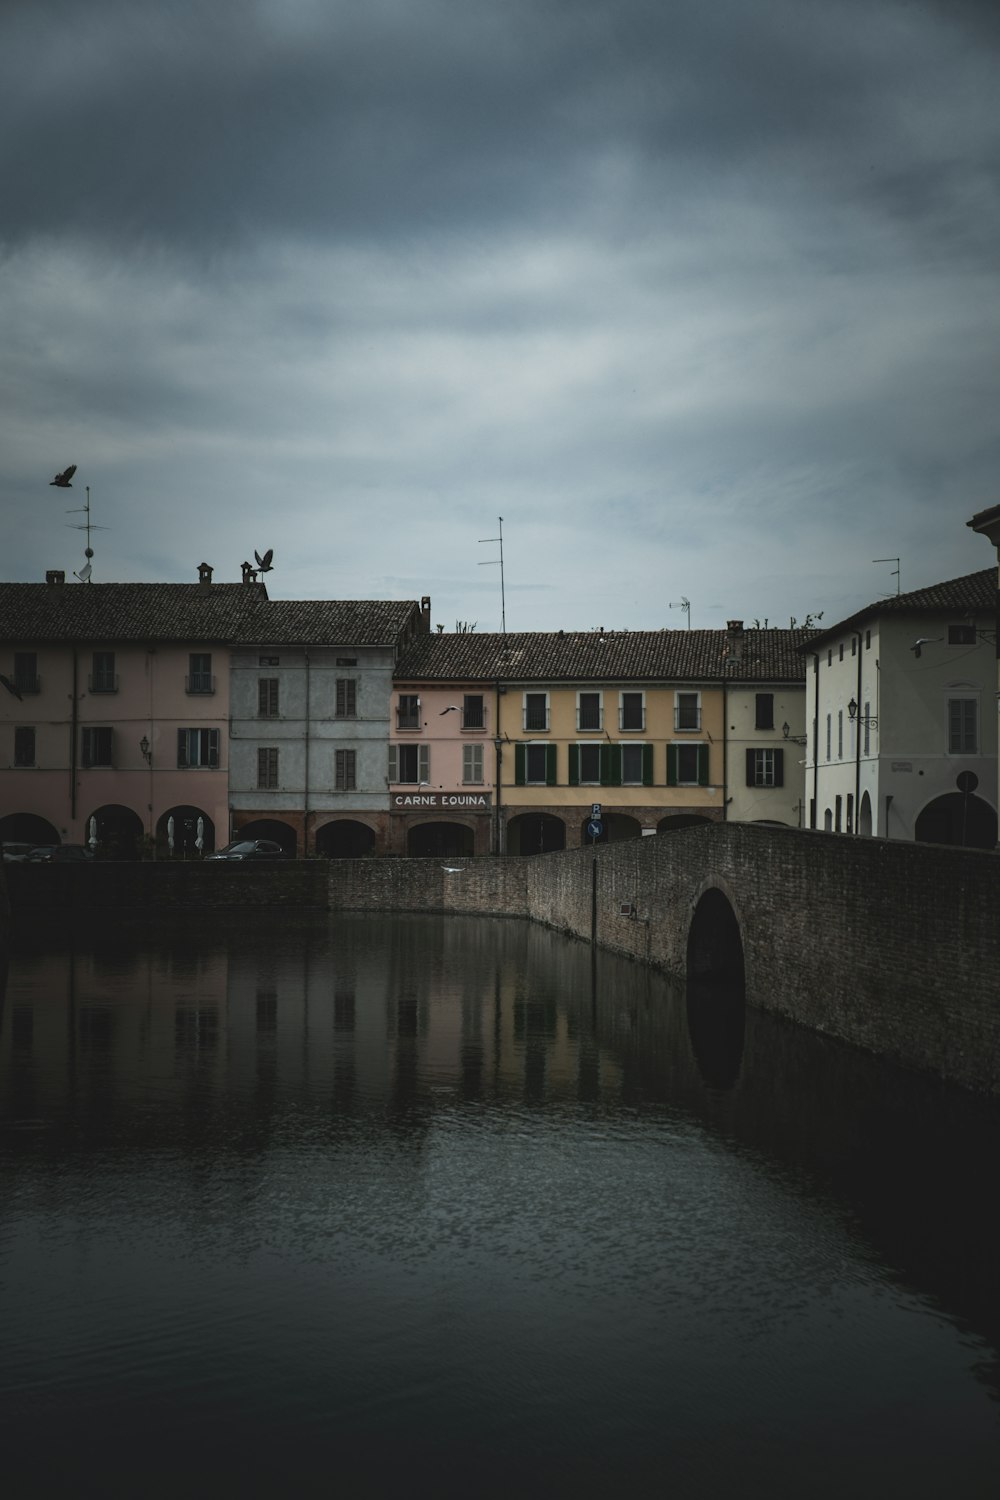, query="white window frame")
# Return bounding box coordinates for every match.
[524,742,549,784]
[750,748,777,787]
[577,742,602,785]
[673,692,699,732]
[177,727,220,769]
[576,691,603,732]
[947,694,979,755]
[523,692,550,733]
[620,691,646,732]
[620,743,645,786]
[389,743,430,784]
[674,742,702,786]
